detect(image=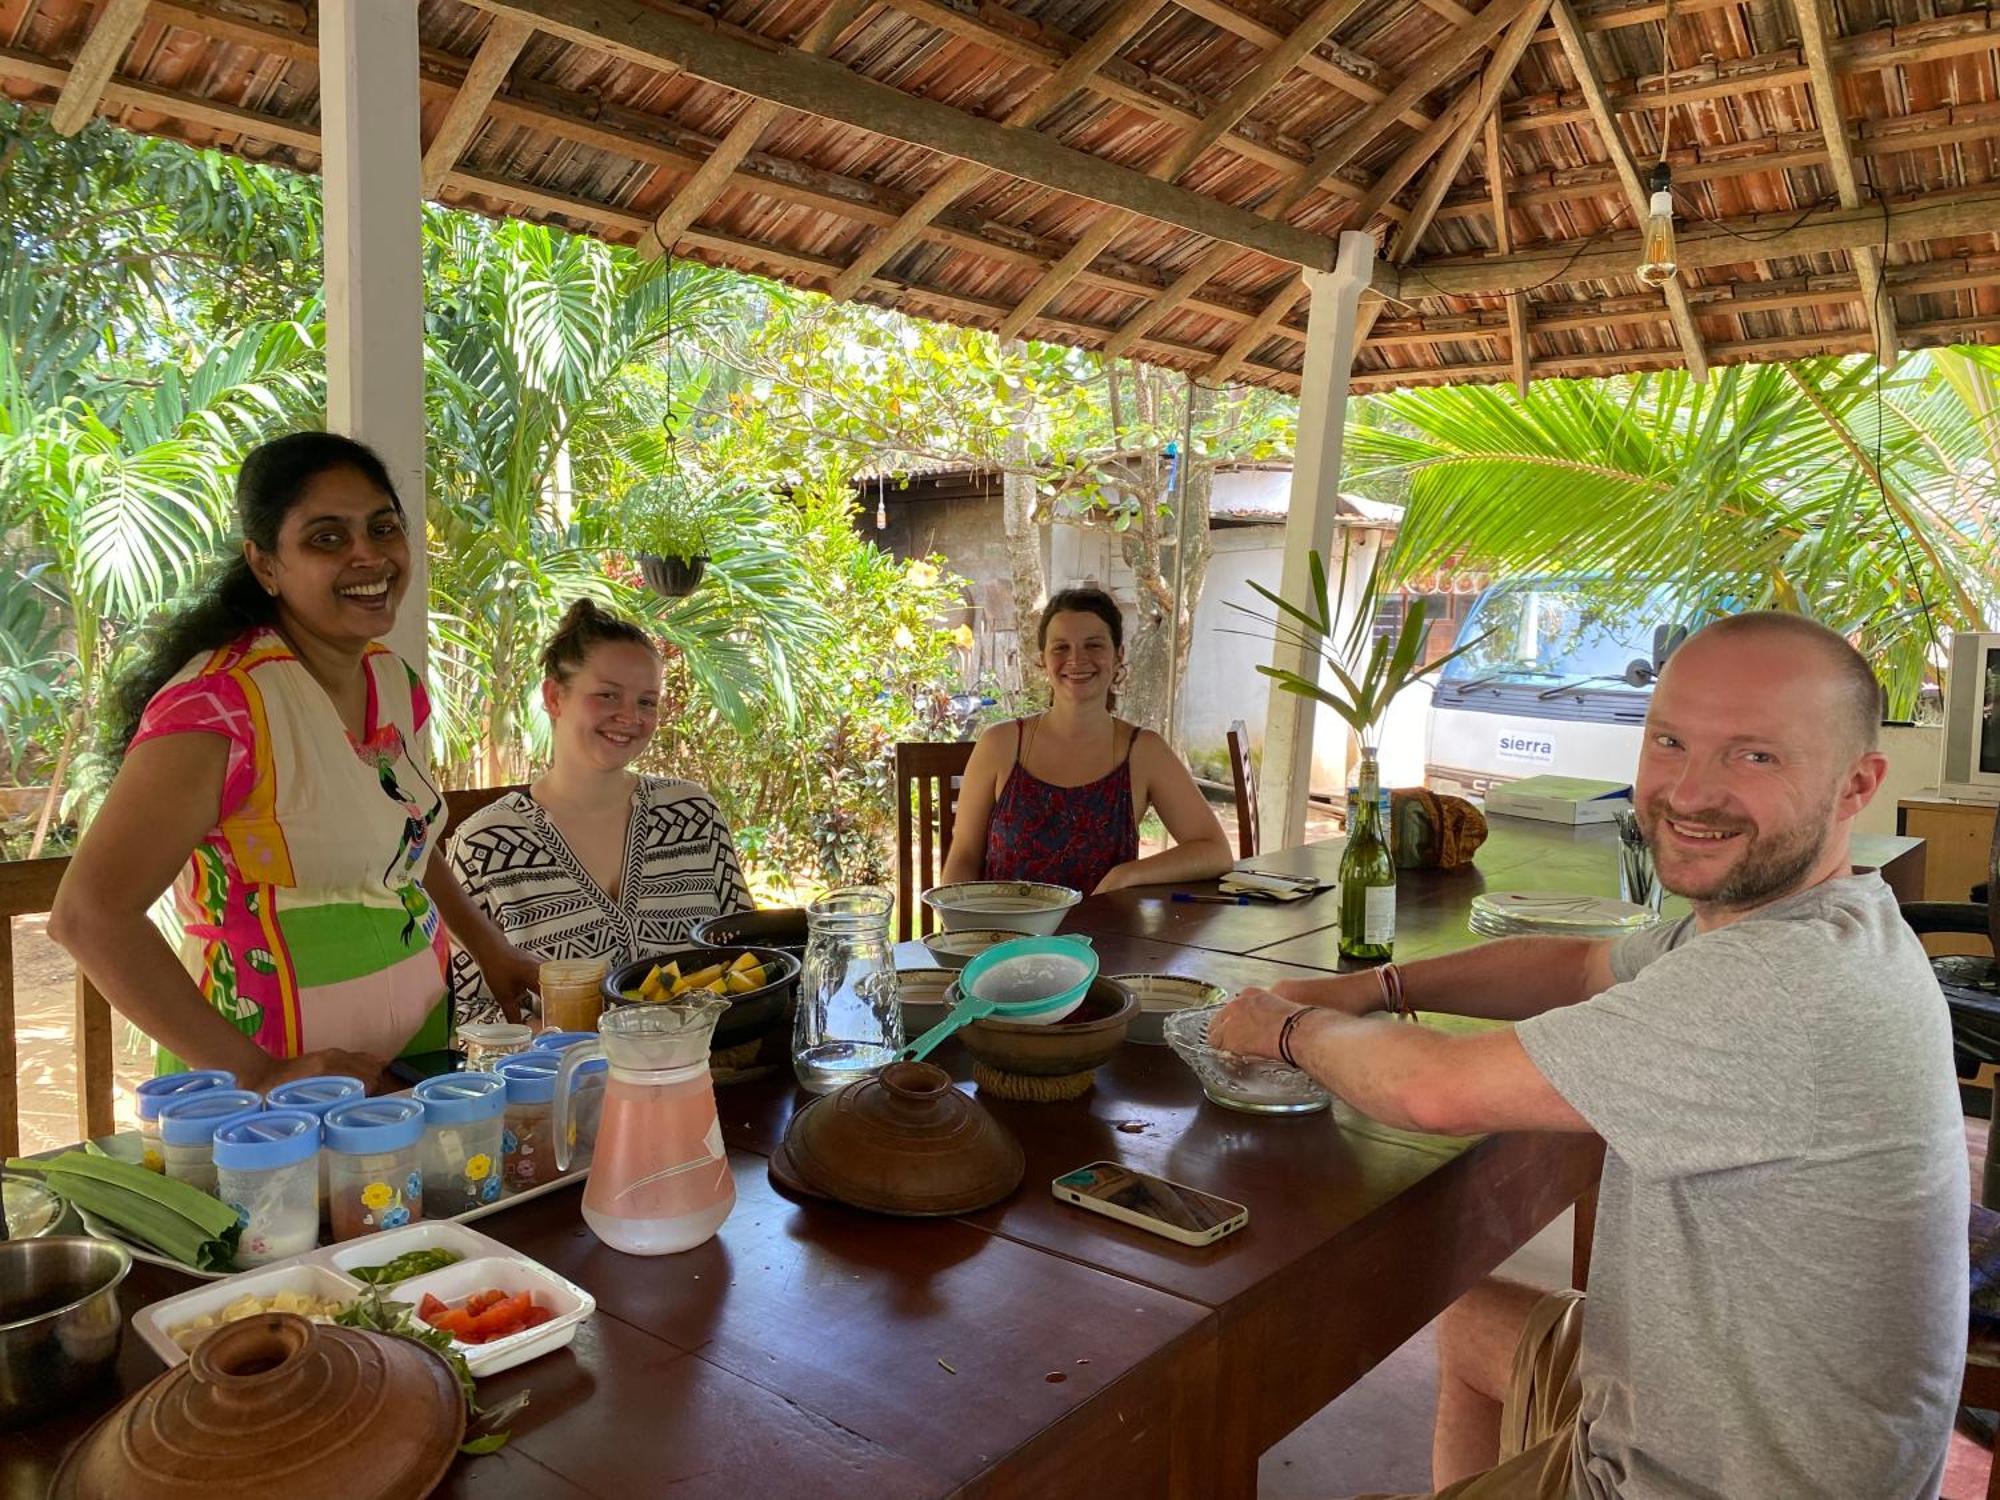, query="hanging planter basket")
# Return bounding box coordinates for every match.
[637,553,708,598]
